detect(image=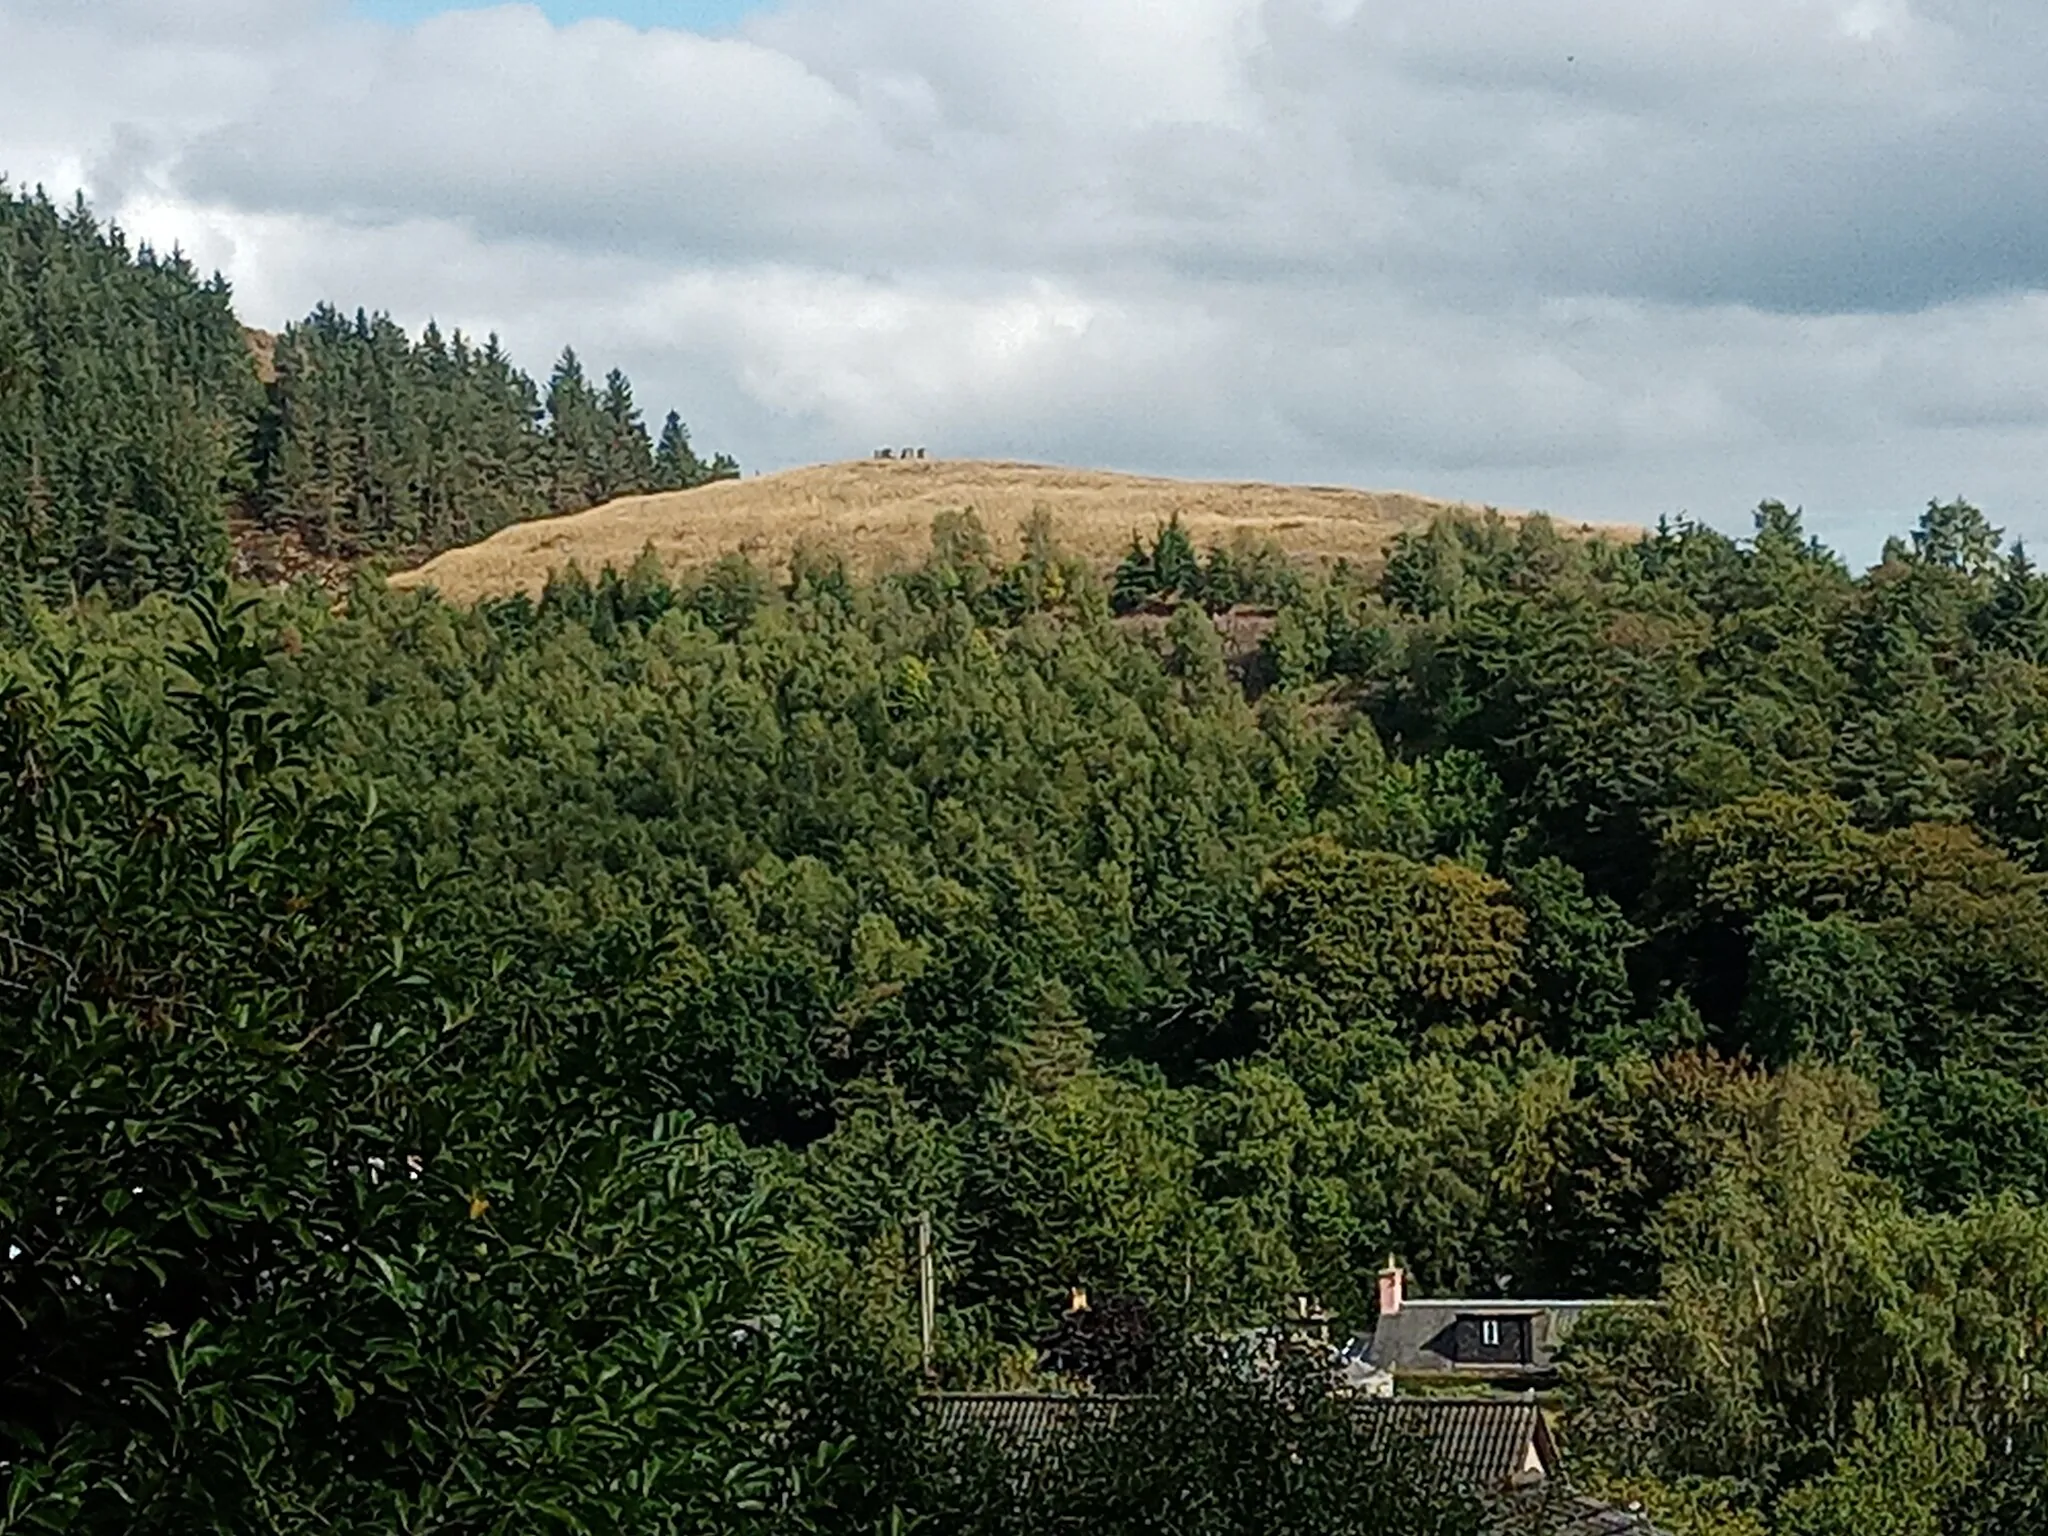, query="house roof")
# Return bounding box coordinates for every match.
[1393,1300,1618,1314]
[1366,1300,1624,1375]
[1491,1489,1674,1536]
[923,1393,1668,1535]
[926,1392,1122,1454]
[924,1393,1554,1490]
[923,1393,1126,1493]
[1368,1398,1557,1488]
